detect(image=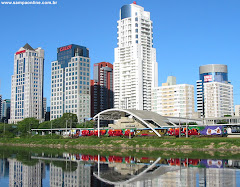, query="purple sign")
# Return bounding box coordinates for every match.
[200,126,223,135]
[200,159,223,168]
